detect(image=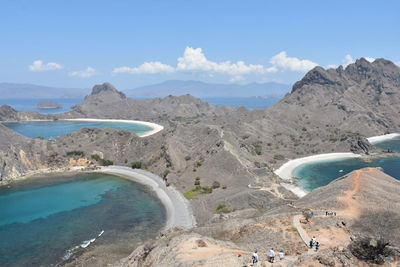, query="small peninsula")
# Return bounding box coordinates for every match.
[37,101,62,109]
